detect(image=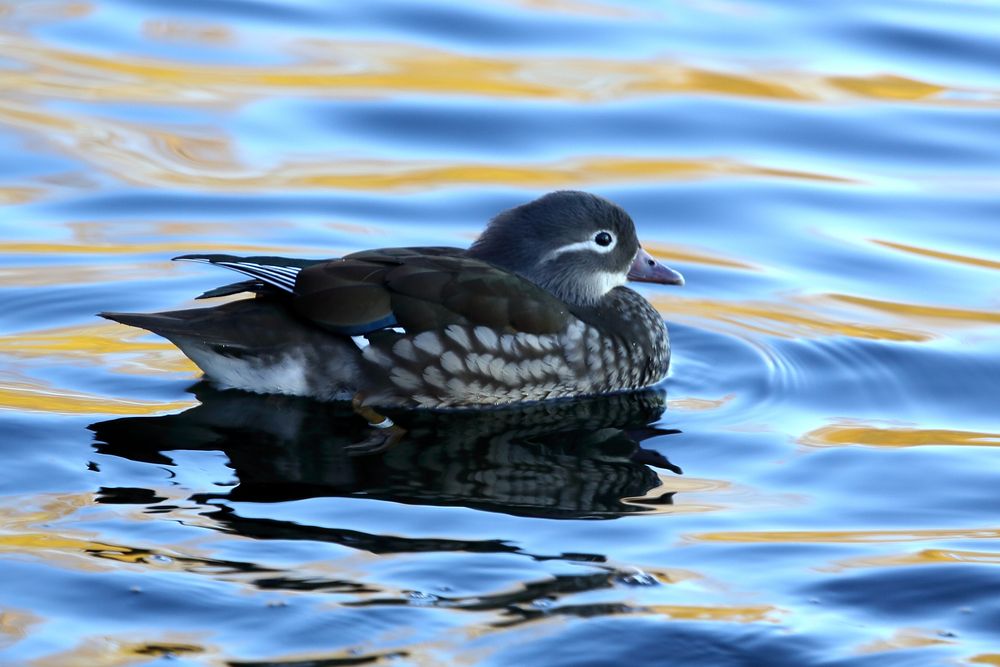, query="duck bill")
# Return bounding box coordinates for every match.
[628,247,685,286]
